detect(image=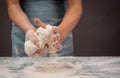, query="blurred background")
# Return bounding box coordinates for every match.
[0,0,120,56]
